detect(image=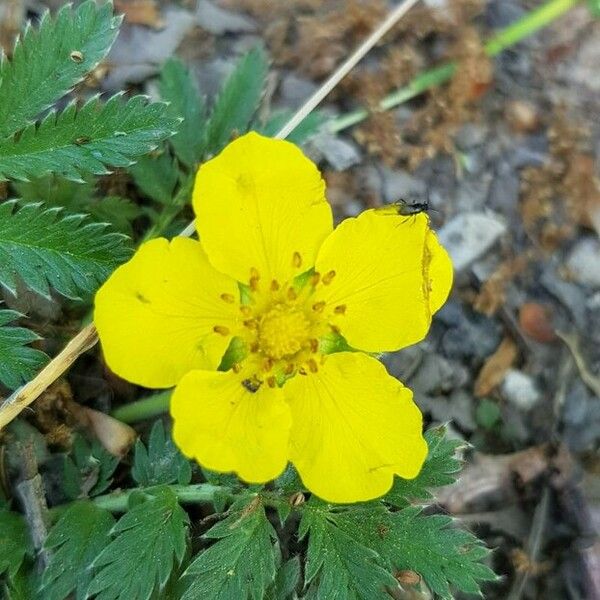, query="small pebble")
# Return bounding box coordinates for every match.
[566,238,600,288]
[501,369,541,411]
